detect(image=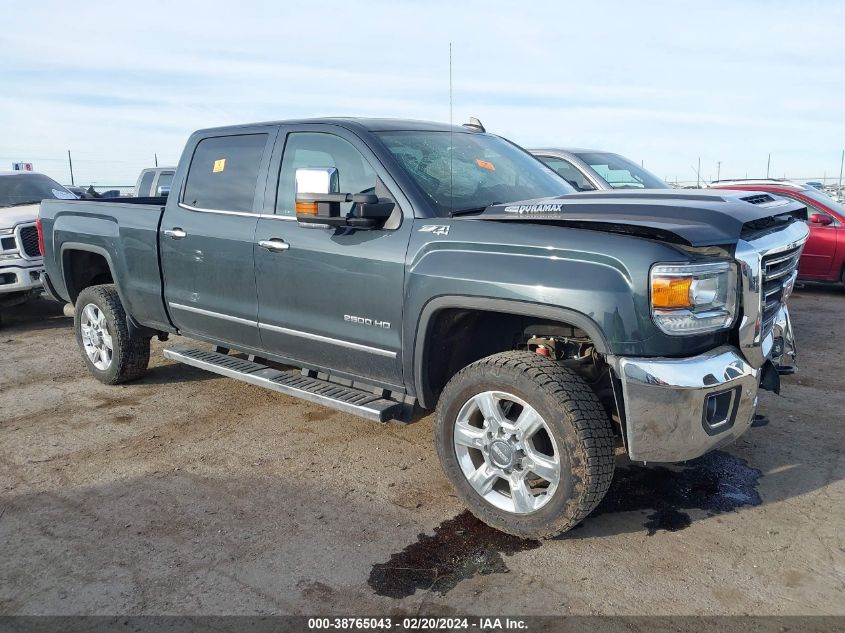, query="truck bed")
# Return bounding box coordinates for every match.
[39,197,171,331]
